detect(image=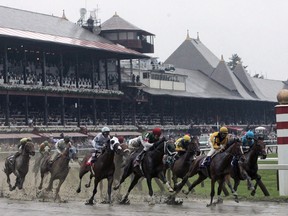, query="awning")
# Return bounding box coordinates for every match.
[87,131,141,137]
[0,133,41,140]
[37,132,88,138]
